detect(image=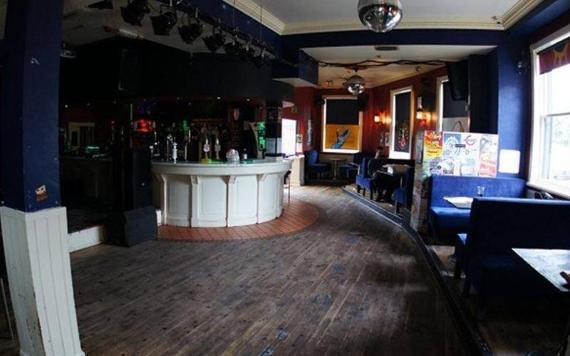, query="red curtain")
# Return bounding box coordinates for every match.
[539,38,570,74]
